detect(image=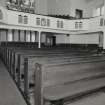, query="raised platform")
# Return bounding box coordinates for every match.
[0,59,27,105]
